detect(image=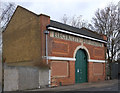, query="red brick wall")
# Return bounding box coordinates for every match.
[48,38,81,58]
[40,16,106,86]
[39,14,50,64]
[84,44,105,60]
[102,35,107,41]
[48,37,105,60]
[51,61,75,86]
[48,36,106,86]
[88,62,106,82]
[51,61,68,77]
